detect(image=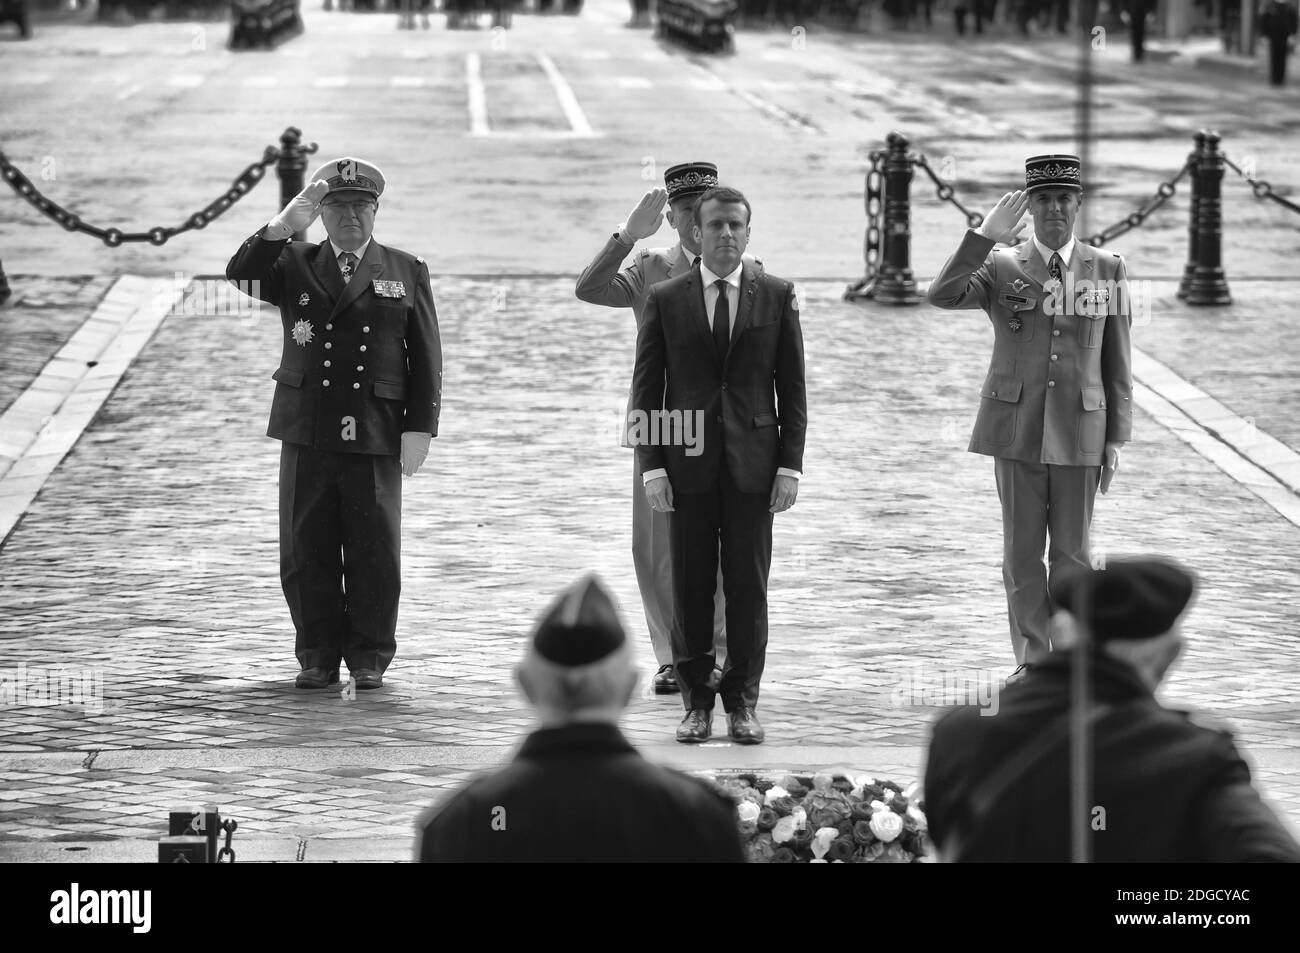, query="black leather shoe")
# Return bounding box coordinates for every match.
[728,707,764,745]
[675,709,712,743]
[295,666,340,690]
[653,664,680,695]
[351,669,383,690]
